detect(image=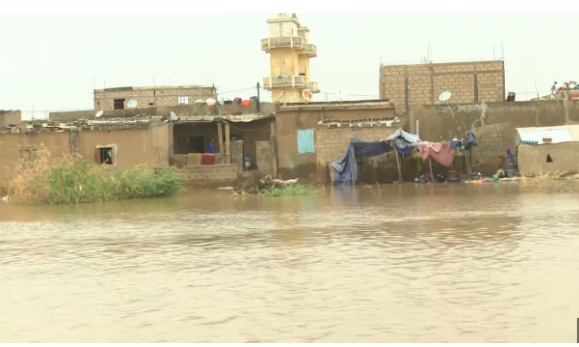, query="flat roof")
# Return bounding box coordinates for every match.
[94,85,215,93]
[278,99,394,111]
[381,59,504,68]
